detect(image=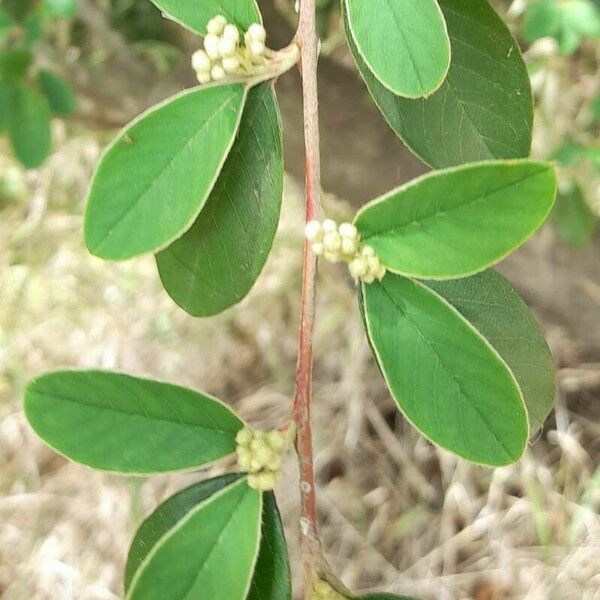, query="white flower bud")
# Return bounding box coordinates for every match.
[237,448,252,470]
[207,15,227,35]
[197,71,212,84]
[362,245,376,258]
[375,263,387,281]
[322,219,337,234]
[211,64,226,80]
[247,23,266,43]
[192,49,211,72]
[222,56,240,73]
[341,236,357,256]
[223,24,240,43]
[312,242,324,256]
[363,272,376,284]
[236,428,253,446]
[305,220,323,243]
[323,231,342,253]
[267,430,285,451]
[366,256,380,274]
[339,222,358,240]
[249,40,265,57]
[204,34,221,60]
[219,36,237,58]
[349,257,367,280]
